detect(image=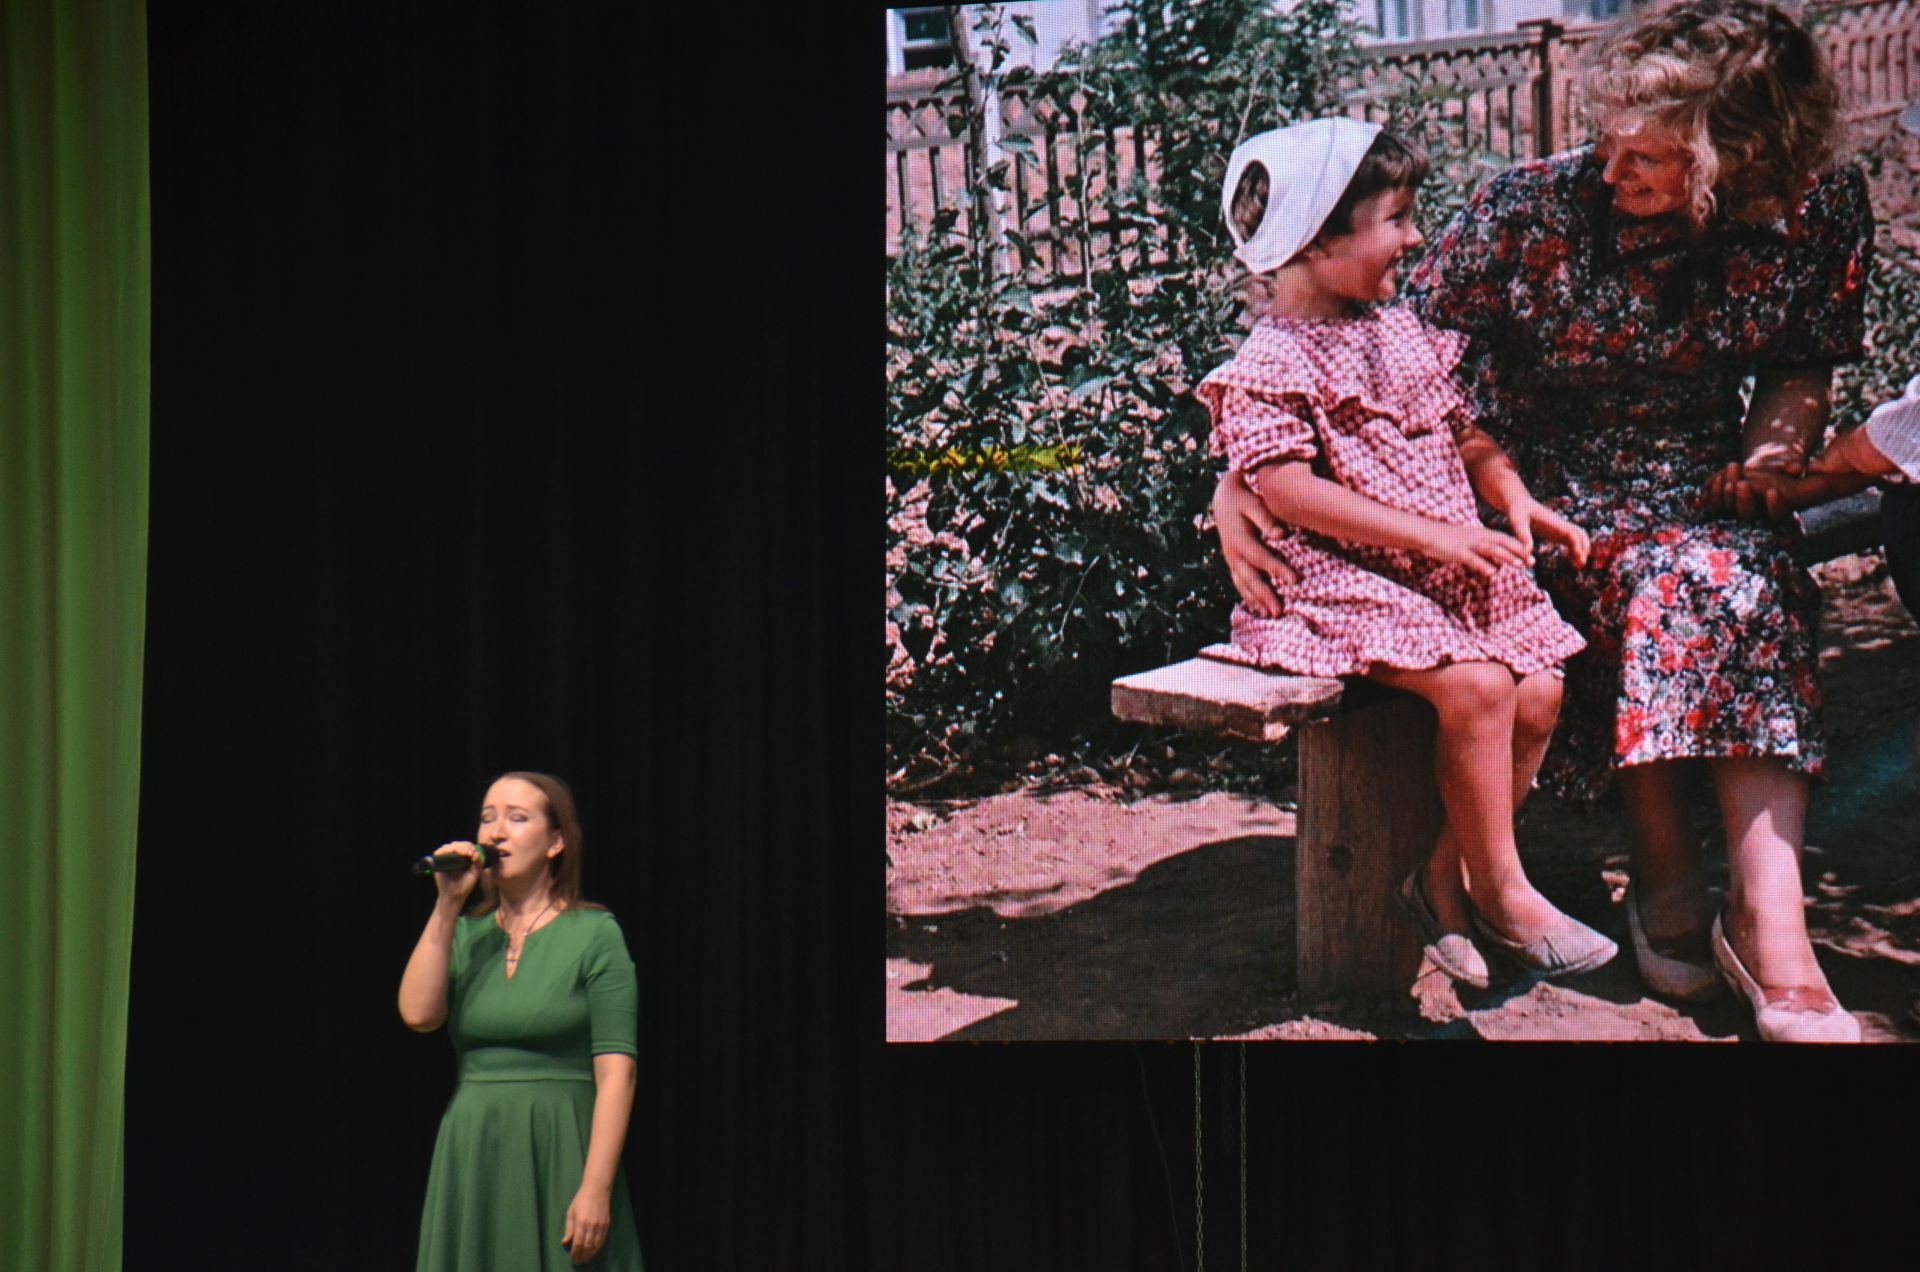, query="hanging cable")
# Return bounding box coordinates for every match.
[1134,1046,1186,1272]
[1239,1043,1248,1272]
[1194,1043,1205,1272]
